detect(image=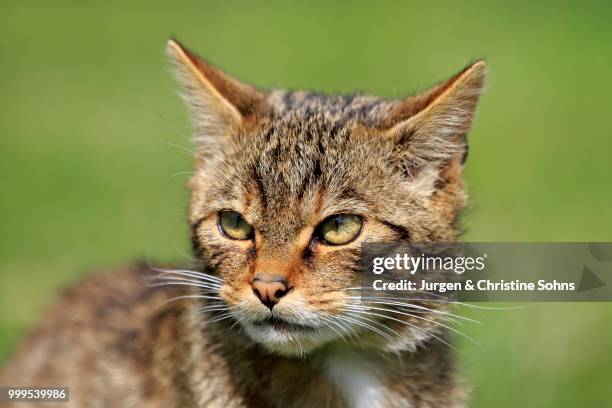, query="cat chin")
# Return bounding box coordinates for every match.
[243,323,334,357]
